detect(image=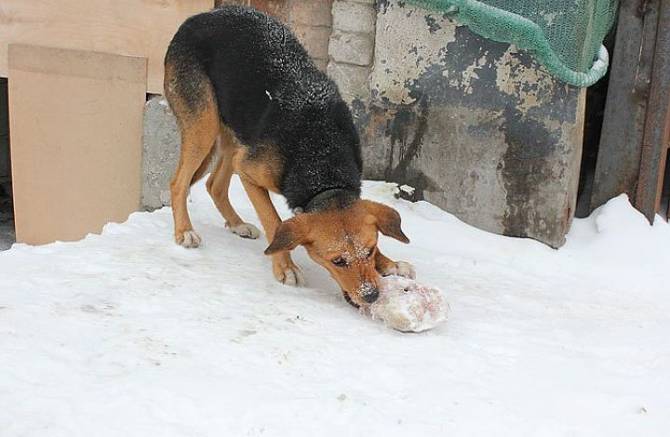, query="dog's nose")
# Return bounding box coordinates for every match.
[361,287,379,303]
